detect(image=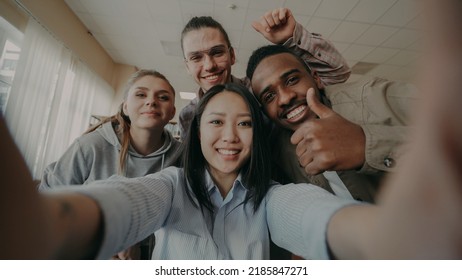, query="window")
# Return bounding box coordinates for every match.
[3,18,114,179]
[0,17,23,114]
